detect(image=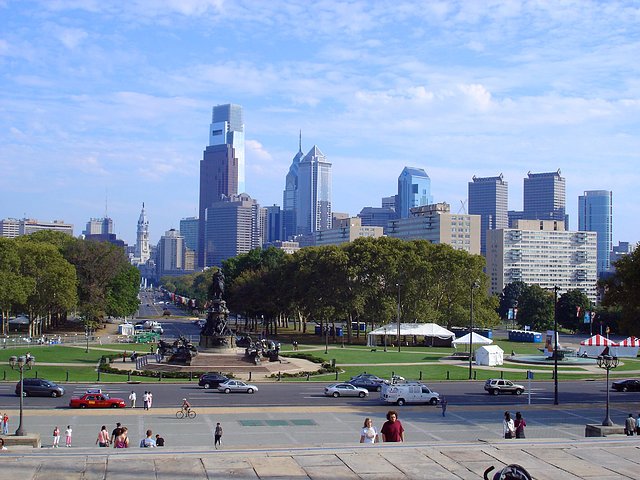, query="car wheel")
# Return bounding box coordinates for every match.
[332,392,339,398]
[247,388,254,394]
[51,391,59,398]
[429,397,438,405]
[224,388,231,394]
[112,403,120,408]
[358,392,366,398]
[80,404,87,409]
[622,386,628,392]
[204,383,211,389]
[397,398,405,406]
[492,389,499,396]
[376,386,382,392]
[515,389,523,395]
